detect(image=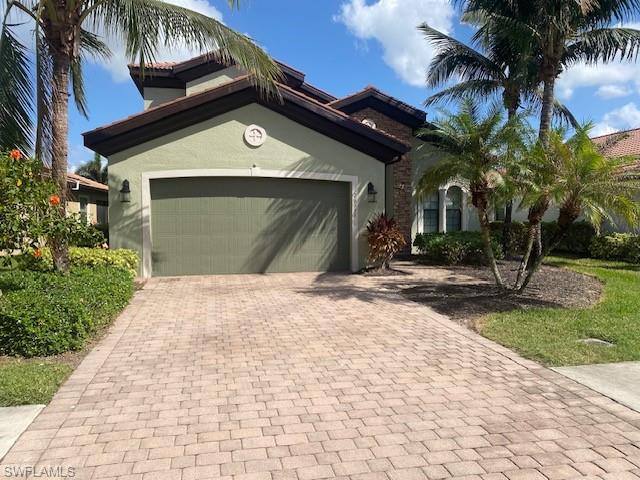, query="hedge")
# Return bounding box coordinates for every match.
[489,221,596,255]
[590,233,640,263]
[413,232,503,265]
[0,267,134,357]
[31,247,139,277]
